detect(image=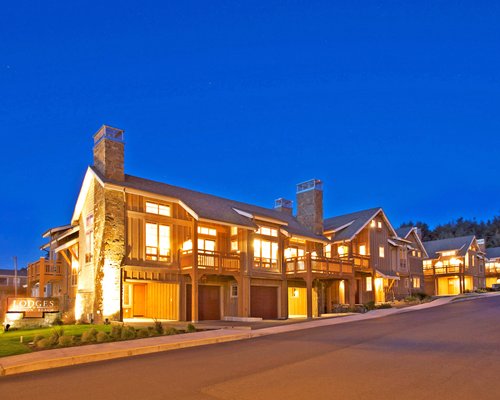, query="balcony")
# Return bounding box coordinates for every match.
[180,250,240,274]
[286,255,353,276]
[350,254,370,270]
[424,265,461,275]
[28,259,64,284]
[486,264,500,275]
